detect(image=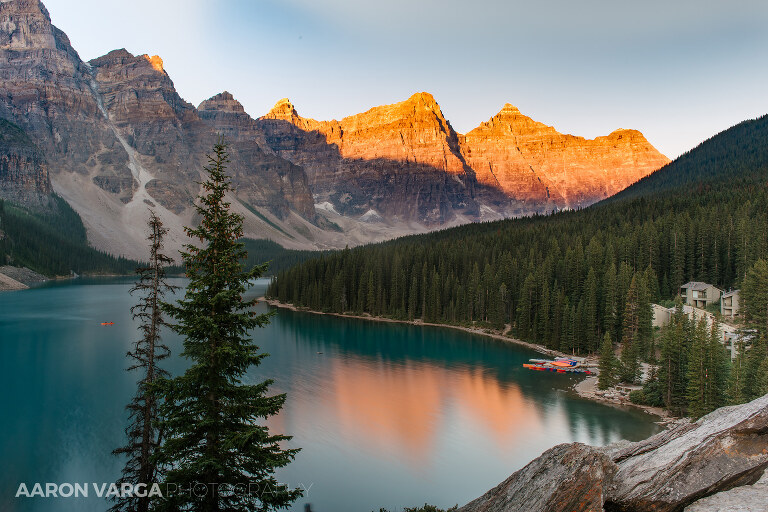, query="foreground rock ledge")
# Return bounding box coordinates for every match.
[459,393,768,512]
